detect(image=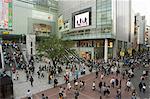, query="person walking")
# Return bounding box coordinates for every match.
[16,71,19,80]
[138,82,143,92]
[116,78,119,87]
[74,90,79,99]
[54,78,58,88]
[142,83,146,93]
[116,88,121,99]
[126,79,131,92]
[67,82,71,90]
[110,77,115,88]
[48,74,52,84]
[29,76,34,87]
[131,91,137,99]
[26,72,29,81]
[37,70,40,78]
[62,88,67,99]
[26,90,32,99]
[59,86,63,98]
[99,81,103,93]
[92,81,96,91]
[96,70,99,78]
